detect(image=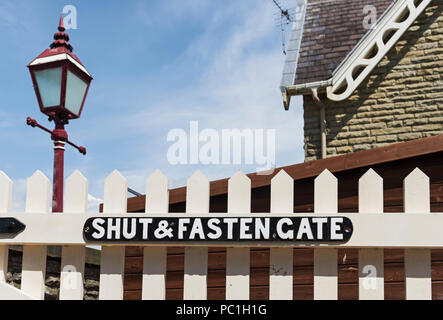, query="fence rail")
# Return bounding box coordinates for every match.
[0,167,439,300]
